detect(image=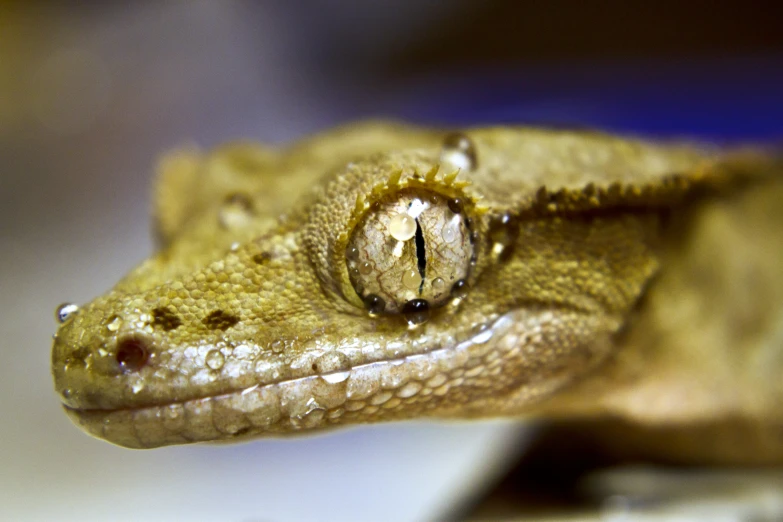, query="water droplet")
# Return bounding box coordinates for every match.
[358,261,373,275]
[402,299,430,327]
[56,303,79,324]
[254,359,281,381]
[363,294,385,316]
[205,349,225,370]
[451,279,469,300]
[106,314,123,332]
[488,213,520,261]
[402,268,421,290]
[270,340,285,353]
[242,384,259,395]
[440,133,477,171]
[346,246,360,261]
[388,213,416,241]
[219,193,253,229]
[291,397,326,428]
[441,219,459,243]
[321,371,350,384]
[432,277,446,295]
[230,241,240,251]
[471,327,493,344]
[447,198,464,214]
[131,381,145,394]
[312,351,351,375]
